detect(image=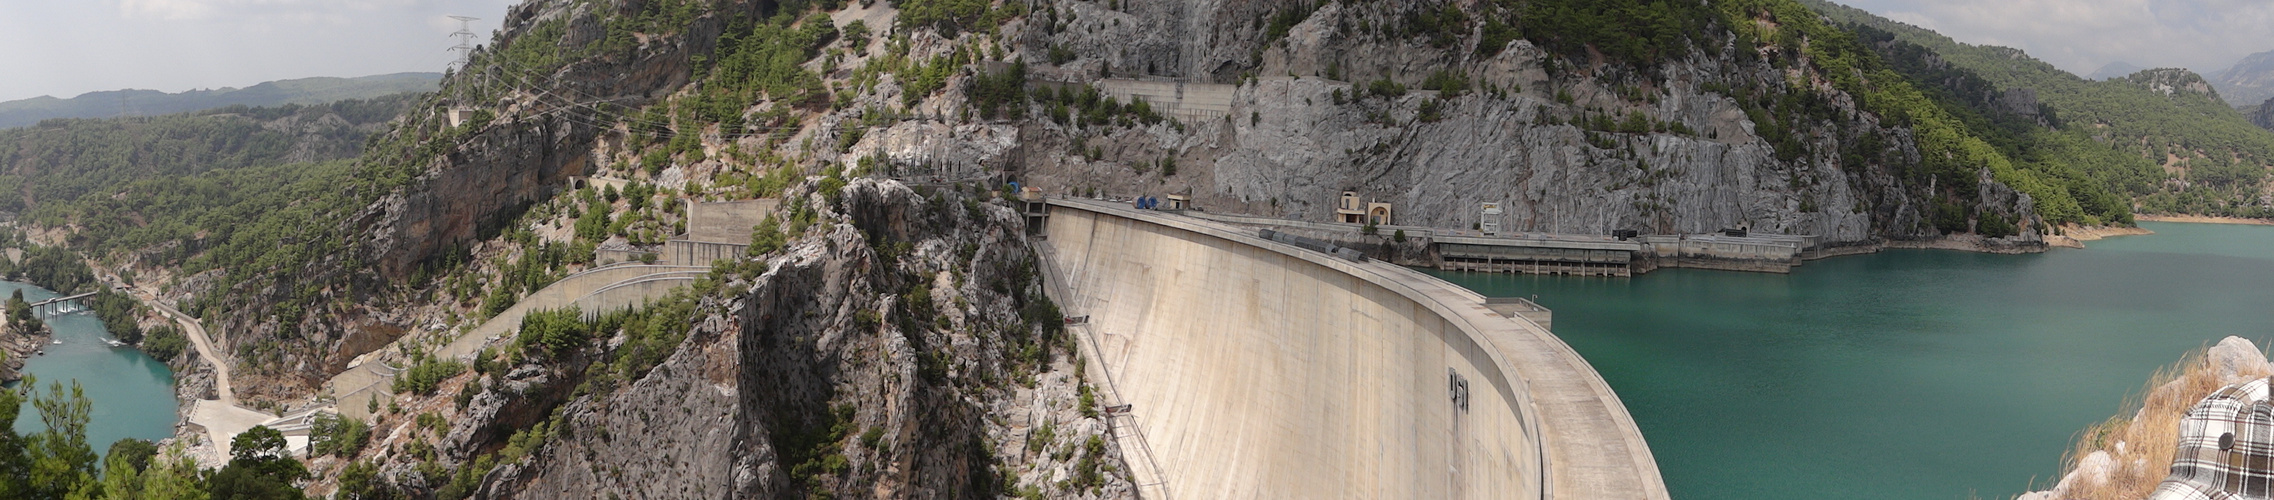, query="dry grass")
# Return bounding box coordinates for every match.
[2048,345,2272,499]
